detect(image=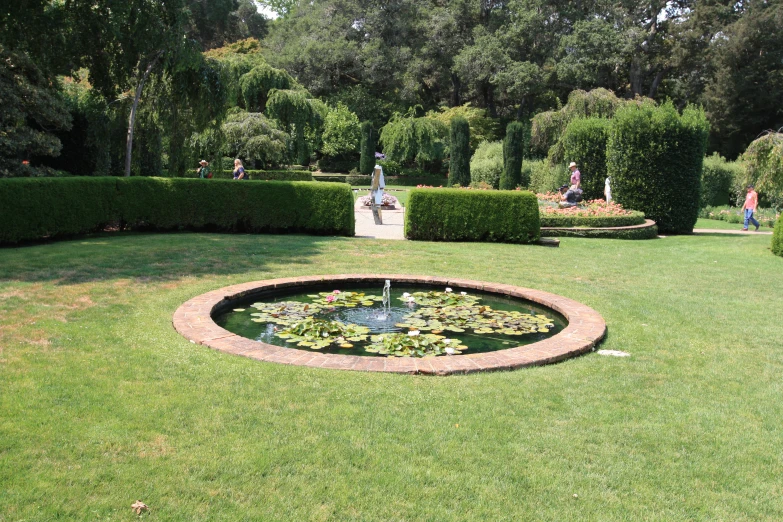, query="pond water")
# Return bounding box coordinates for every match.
[214,285,567,358]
